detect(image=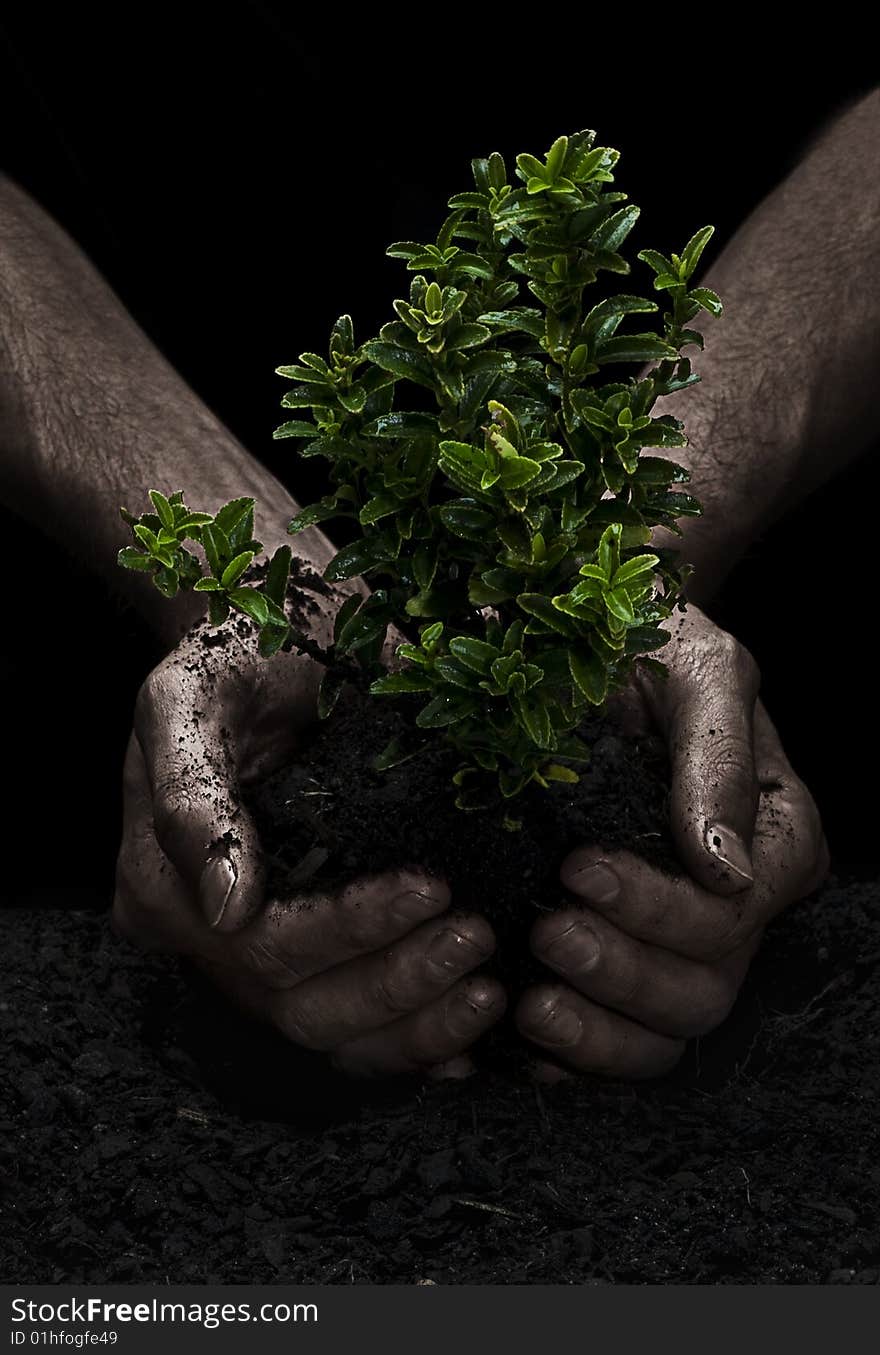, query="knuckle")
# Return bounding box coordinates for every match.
[730,637,761,691]
[687,628,760,696]
[639,883,675,937]
[376,948,419,1015]
[704,907,751,961]
[272,995,324,1051]
[239,934,306,988]
[152,773,196,846]
[339,891,392,953]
